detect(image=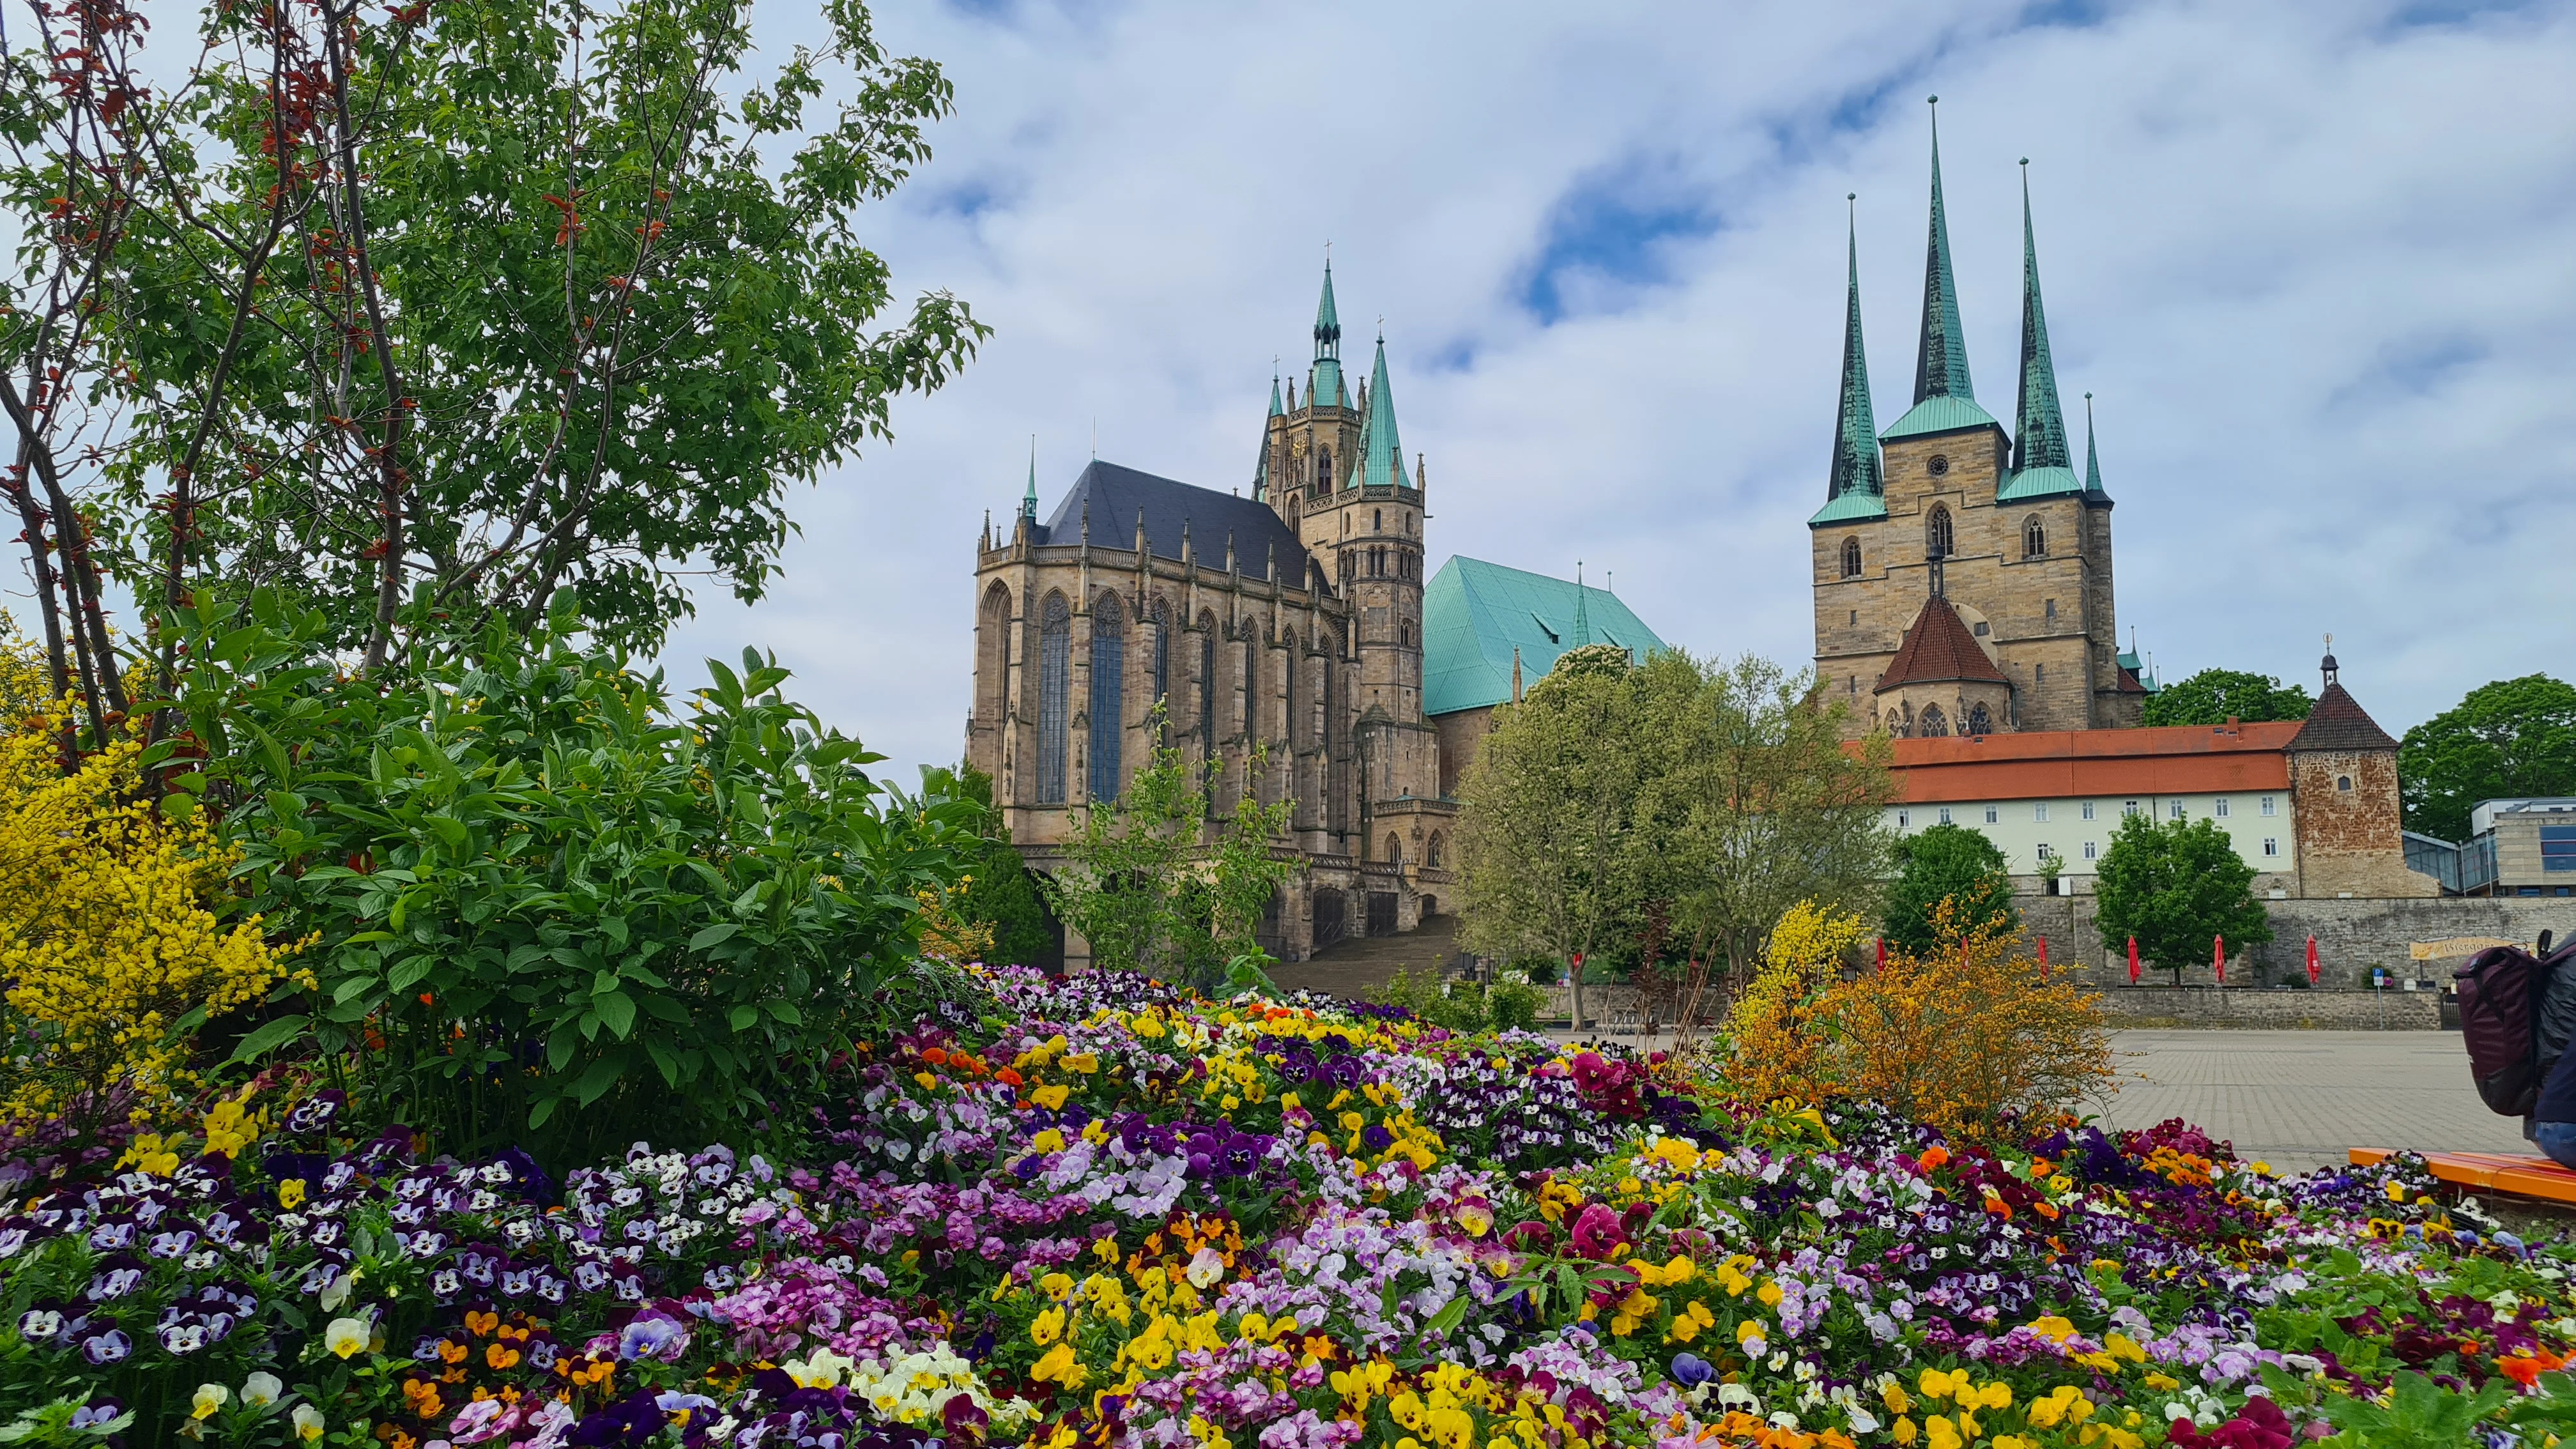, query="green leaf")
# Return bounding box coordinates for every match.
[571,1054,624,1107]
[689,923,740,952]
[729,1004,760,1032]
[594,990,637,1038]
[228,1015,311,1063]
